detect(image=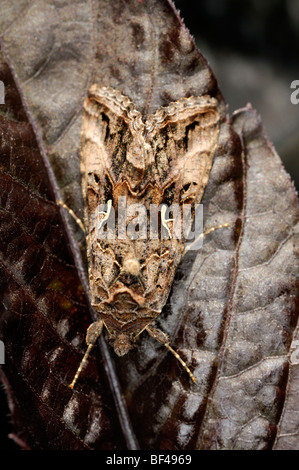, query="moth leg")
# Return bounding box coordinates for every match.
[183,222,230,256]
[57,199,86,234]
[145,325,196,383]
[69,320,104,390]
